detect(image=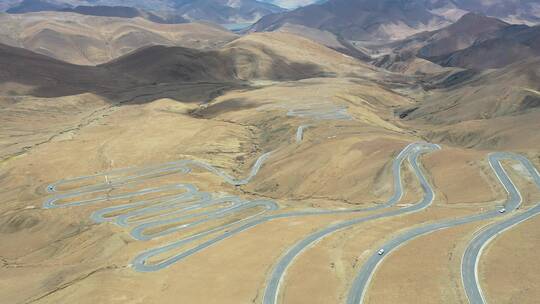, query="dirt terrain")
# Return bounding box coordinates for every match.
[0,24,539,304]
[480,215,540,304]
